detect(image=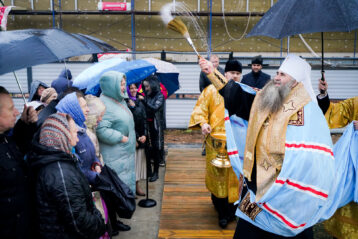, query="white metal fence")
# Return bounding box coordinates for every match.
[2,62,357,128]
